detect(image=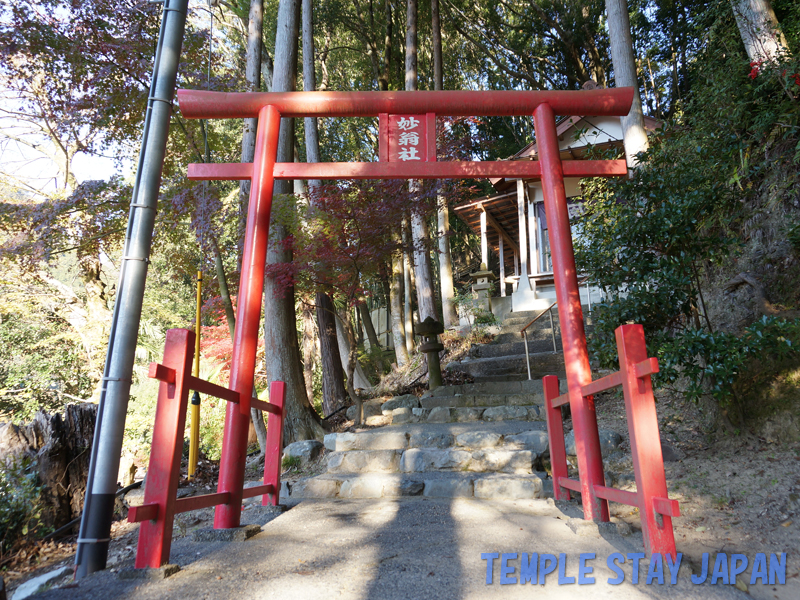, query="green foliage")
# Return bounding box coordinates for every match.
[281,455,302,470]
[575,2,800,413]
[358,345,392,383]
[473,311,496,326]
[451,284,497,329]
[0,456,45,555]
[0,262,95,421]
[0,313,93,422]
[658,316,800,407]
[575,145,734,369]
[787,220,800,255]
